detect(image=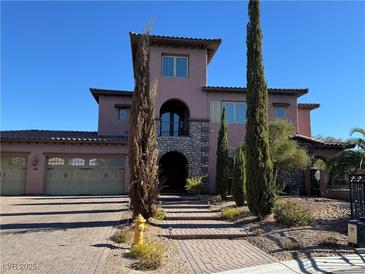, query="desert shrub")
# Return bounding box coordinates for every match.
[153,207,166,220]
[130,241,165,270]
[221,207,245,221]
[317,235,338,247]
[185,177,203,195]
[110,227,132,244]
[255,228,265,237]
[283,239,302,250]
[208,195,222,204]
[273,200,313,227]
